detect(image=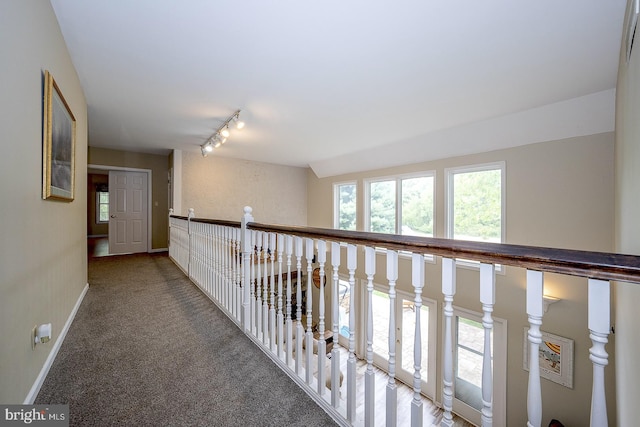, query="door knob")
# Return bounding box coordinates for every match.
[110,215,116,218]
